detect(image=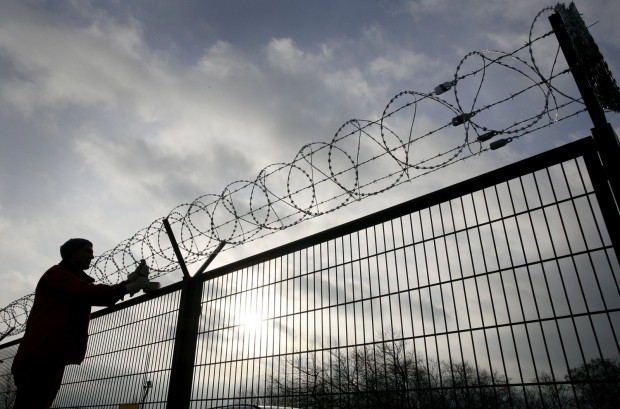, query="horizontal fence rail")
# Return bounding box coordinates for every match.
[1,137,619,409]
